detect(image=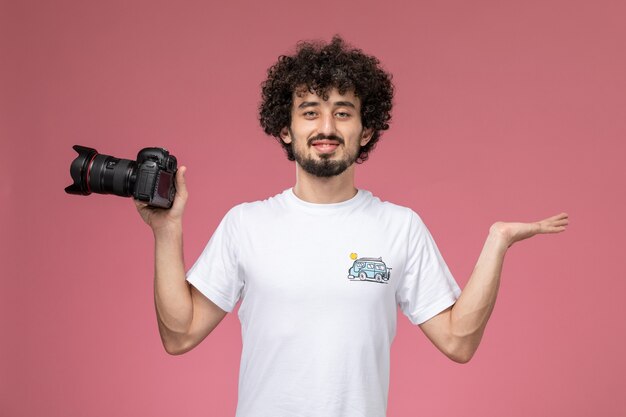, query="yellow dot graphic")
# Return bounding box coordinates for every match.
[350,253,358,260]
